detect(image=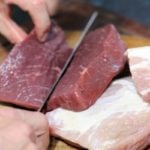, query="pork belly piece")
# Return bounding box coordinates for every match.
[48,24,126,111]
[0,23,72,109]
[47,77,150,150]
[128,46,150,102]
